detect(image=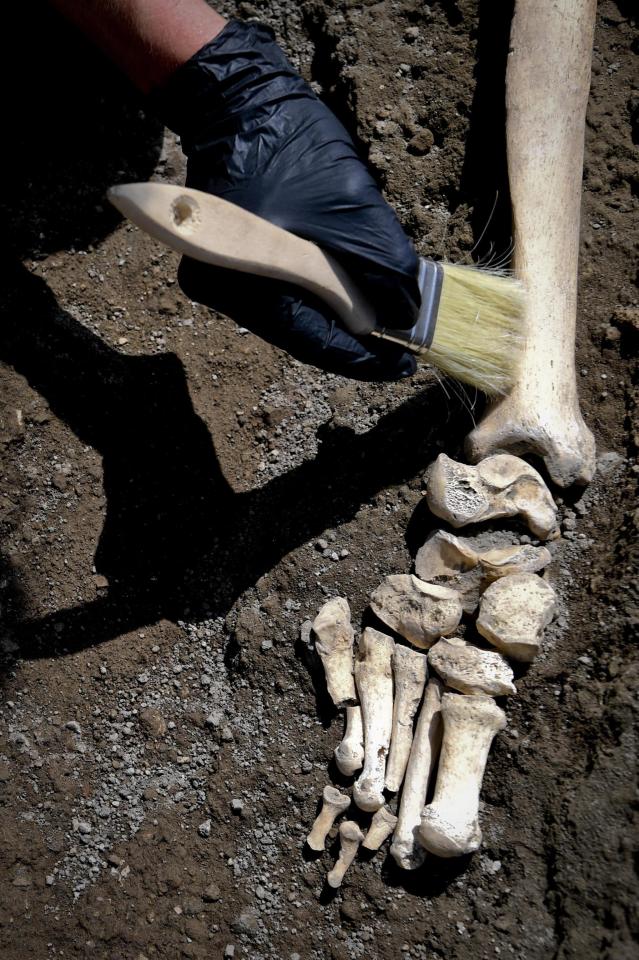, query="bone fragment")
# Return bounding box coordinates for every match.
[426,453,559,540]
[334,706,365,776]
[306,785,351,852]
[312,597,357,708]
[428,637,516,697]
[464,0,597,488]
[477,572,557,662]
[419,692,506,857]
[415,530,480,581]
[353,628,395,811]
[415,530,483,614]
[415,531,552,613]
[385,647,428,792]
[326,820,365,888]
[370,574,462,649]
[390,677,443,870]
[361,805,398,851]
[478,543,552,581]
